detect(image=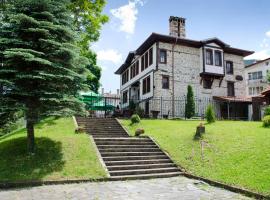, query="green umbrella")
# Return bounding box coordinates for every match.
[79,91,115,111]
